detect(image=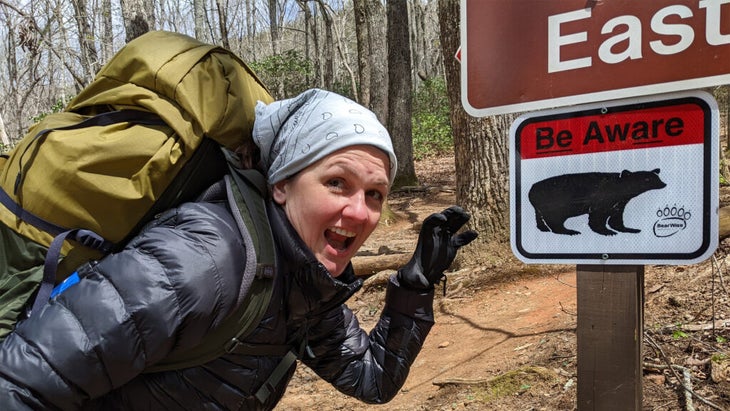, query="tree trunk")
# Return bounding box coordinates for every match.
[409,1,425,83]
[367,0,388,124]
[120,0,154,42]
[299,1,313,85]
[245,0,257,60]
[194,0,206,41]
[3,8,18,90]
[387,0,416,187]
[438,0,511,242]
[353,0,370,106]
[215,0,230,49]
[315,0,334,90]
[268,0,279,55]
[101,0,114,61]
[330,5,358,99]
[294,1,315,86]
[267,0,284,95]
[0,111,9,147]
[70,0,99,84]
